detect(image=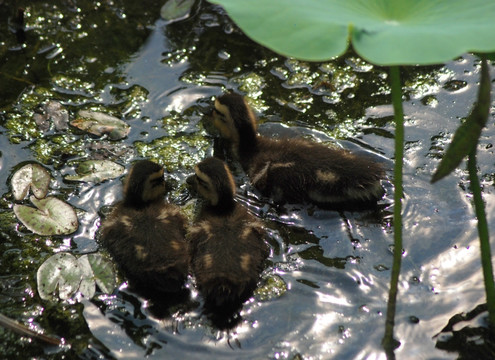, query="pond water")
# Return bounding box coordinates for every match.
[1,1,494,359]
